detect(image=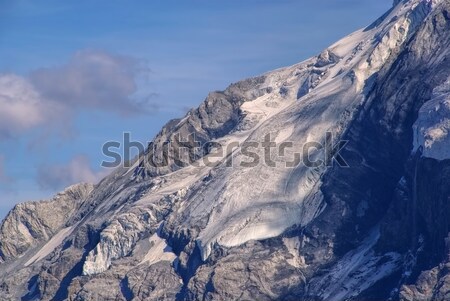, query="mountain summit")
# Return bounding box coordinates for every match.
[1,0,449,300]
